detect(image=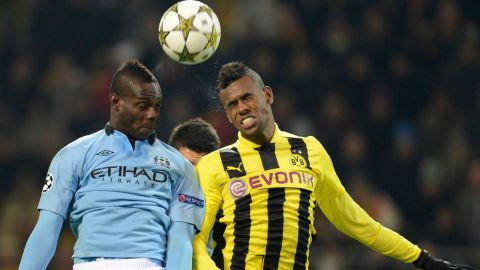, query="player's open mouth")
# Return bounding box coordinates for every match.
[241,116,256,129]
